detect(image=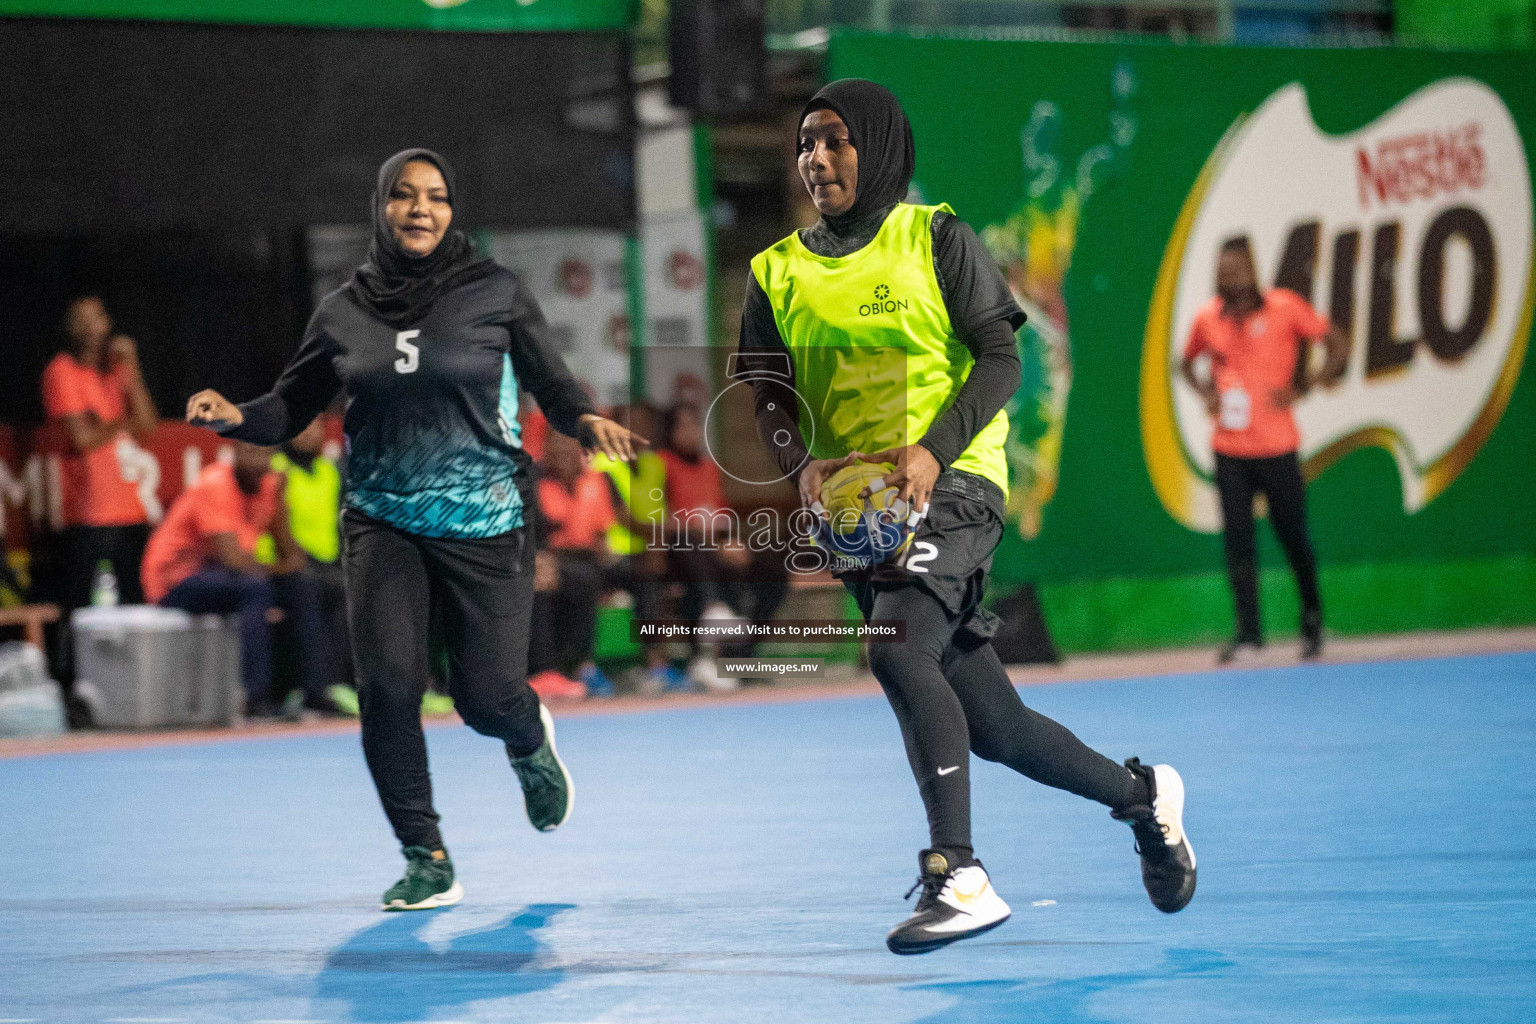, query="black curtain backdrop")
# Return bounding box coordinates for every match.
[0,18,635,424]
[0,232,312,423]
[0,18,635,233]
